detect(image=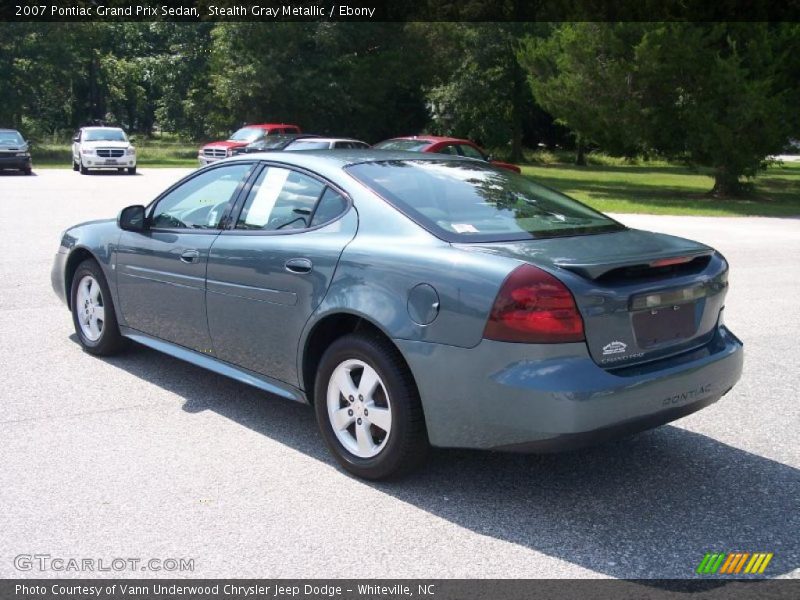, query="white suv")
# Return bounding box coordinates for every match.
[72,127,137,175]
